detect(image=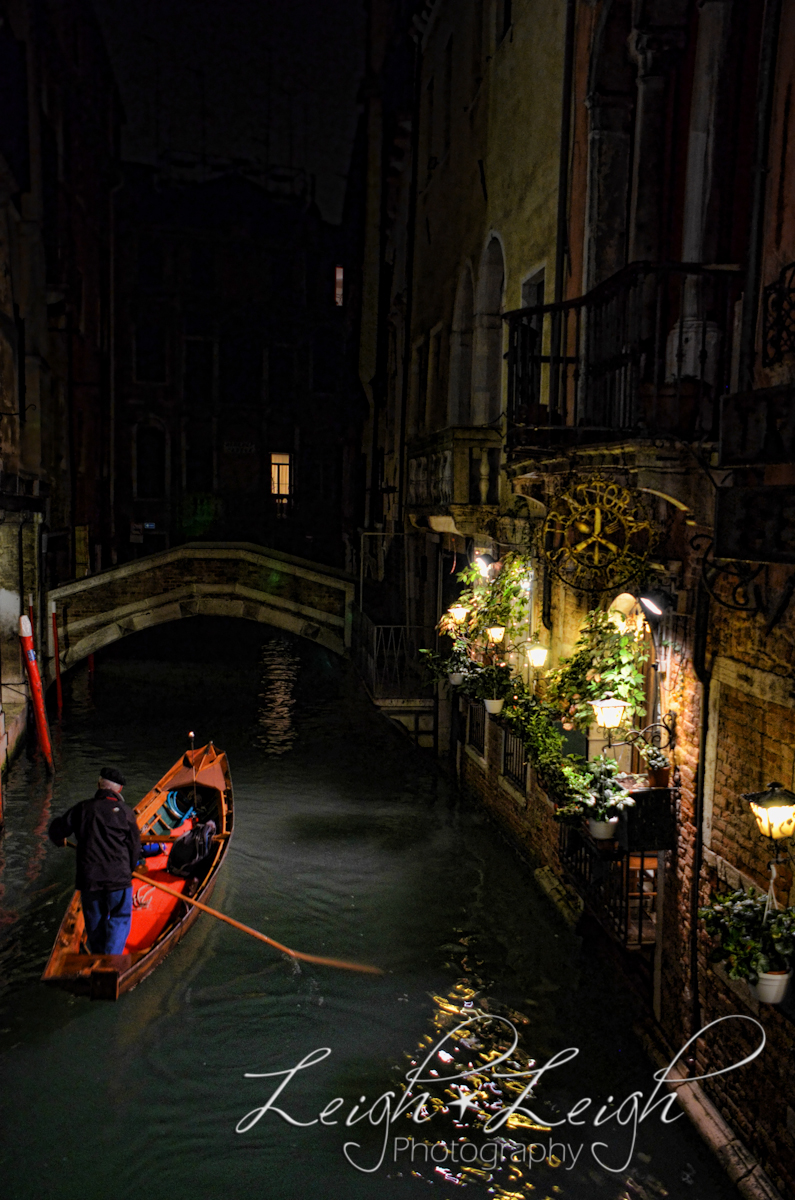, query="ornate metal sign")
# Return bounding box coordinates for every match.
[763,260,795,367]
[541,478,654,593]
